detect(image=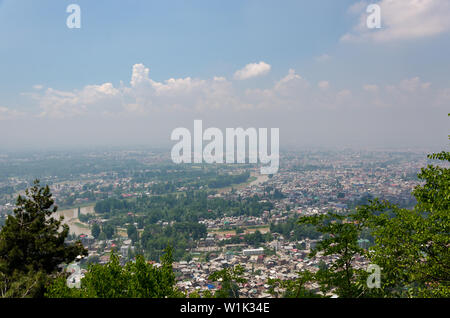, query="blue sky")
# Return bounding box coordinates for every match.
[0,0,449,150]
[0,1,353,93]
